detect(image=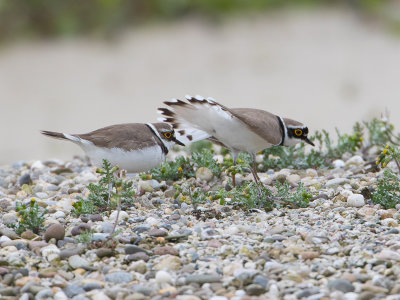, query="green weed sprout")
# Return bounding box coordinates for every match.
[372,168,400,209]
[14,199,47,234]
